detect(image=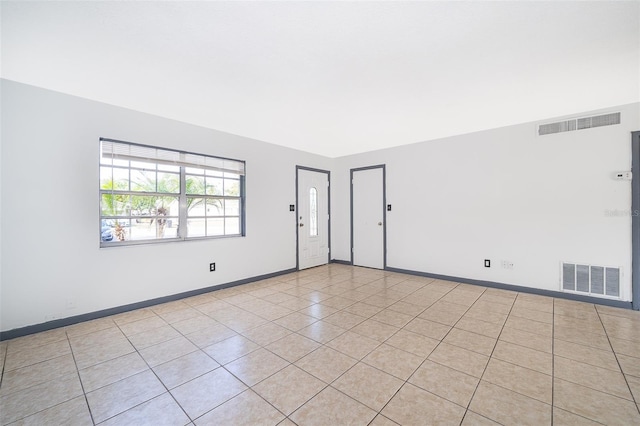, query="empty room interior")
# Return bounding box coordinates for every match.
[2,1,640,425]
